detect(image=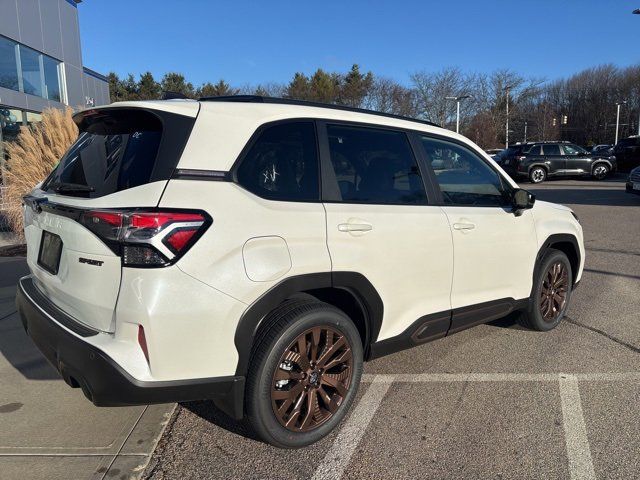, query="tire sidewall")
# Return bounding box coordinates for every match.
[248,305,363,448]
[530,250,573,331]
